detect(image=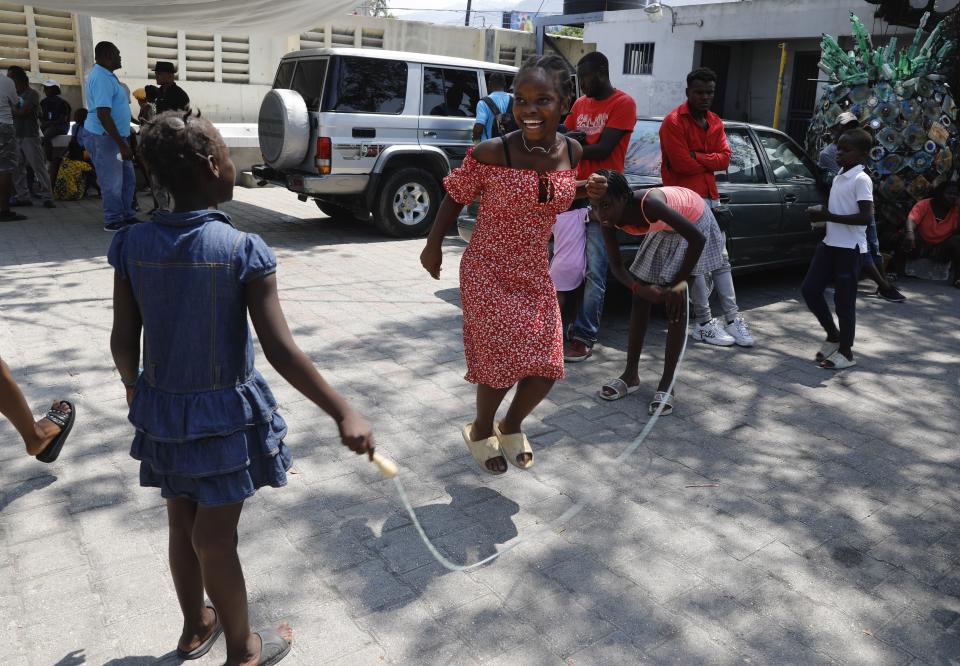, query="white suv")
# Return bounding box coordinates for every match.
[254,47,516,237]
